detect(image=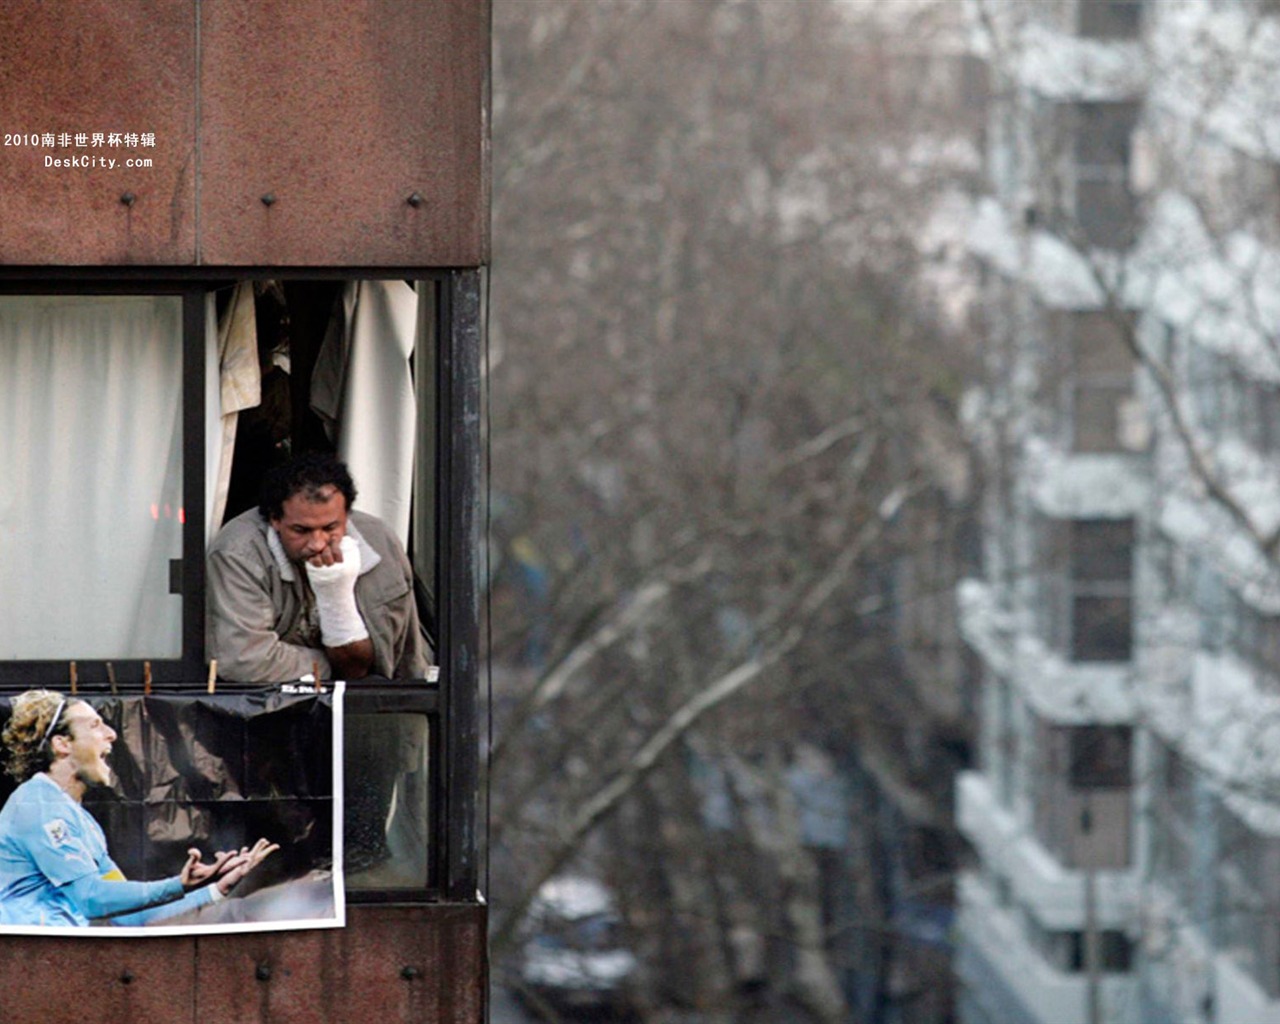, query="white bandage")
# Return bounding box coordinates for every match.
[305,535,370,648]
